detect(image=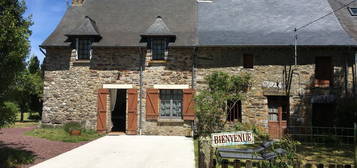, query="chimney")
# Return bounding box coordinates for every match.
[72,0,85,6]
